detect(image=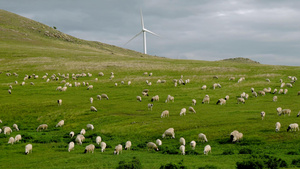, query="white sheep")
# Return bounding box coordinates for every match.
[238,77,245,83]
[80,129,86,135]
[147,142,159,151]
[263,87,272,93]
[90,97,93,104]
[162,128,175,139]
[180,108,186,116]
[229,77,235,81]
[99,72,104,76]
[56,120,64,127]
[216,98,226,105]
[212,83,221,89]
[142,92,149,96]
[14,134,22,143]
[286,83,293,88]
[13,124,19,131]
[275,122,281,132]
[101,94,109,100]
[36,124,48,132]
[101,142,107,152]
[201,85,207,90]
[0,119,2,123]
[156,139,162,146]
[147,103,153,111]
[151,95,159,102]
[125,141,132,150]
[25,144,32,155]
[284,89,288,94]
[8,137,14,144]
[279,109,291,116]
[179,137,186,146]
[190,141,196,150]
[69,131,75,138]
[57,99,62,106]
[225,95,230,100]
[8,89,11,94]
[258,91,265,96]
[68,142,75,152]
[179,145,185,155]
[192,99,196,105]
[252,91,258,97]
[128,81,131,85]
[261,111,265,120]
[273,96,277,102]
[84,144,95,153]
[97,95,101,100]
[198,133,208,142]
[297,111,300,117]
[61,86,67,92]
[114,144,123,155]
[237,98,245,104]
[148,82,152,86]
[204,145,211,155]
[137,96,142,102]
[90,106,97,112]
[75,134,85,145]
[87,124,94,130]
[202,95,210,104]
[165,95,174,103]
[287,123,299,132]
[276,107,282,115]
[96,136,101,145]
[188,106,196,113]
[161,110,170,118]
[231,131,243,142]
[272,89,277,94]
[278,89,284,94]
[87,85,93,90]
